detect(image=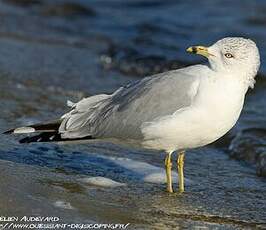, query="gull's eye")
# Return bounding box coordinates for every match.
[224,53,234,58]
